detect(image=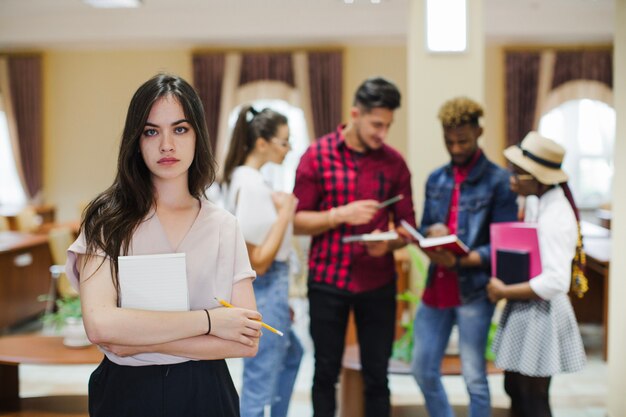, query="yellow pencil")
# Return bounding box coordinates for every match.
[215,298,284,337]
